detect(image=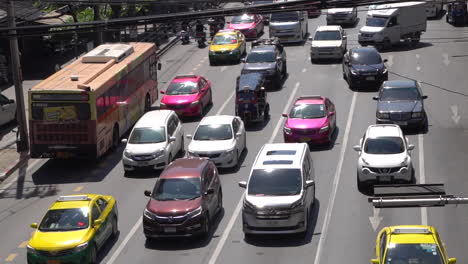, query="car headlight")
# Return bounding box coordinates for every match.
[283,126,292,135]
[123,150,132,158]
[27,245,37,254]
[377,112,390,119]
[152,149,165,159]
[290,199,305,213]
[361,158,369,166]
[230,49,239,54]
[160,102,166,108]
[350,68,358,75]
[74,242,89,253]
[209,50,215,55]
[400,156,409,166]
[319,126,329,133]
[243,200,256,211]
[187,206,202,218]
[190,100,200,106]
[412,112,422,118]
[144,208,156,220]
[221,149,234,157]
